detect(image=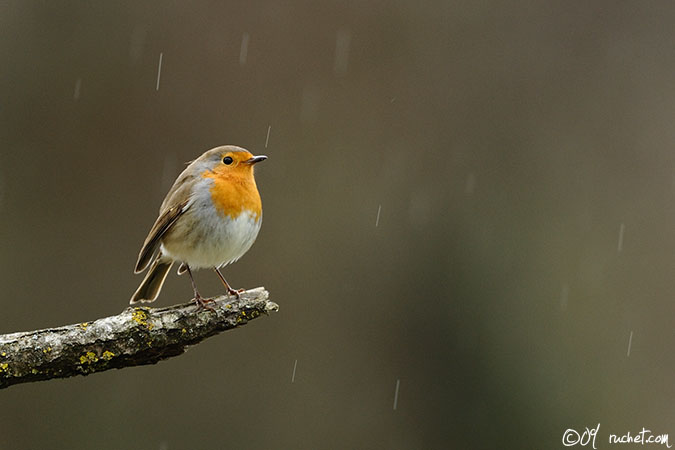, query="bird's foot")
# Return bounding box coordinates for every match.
[192,295,216,311]
[227,287,246,299]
